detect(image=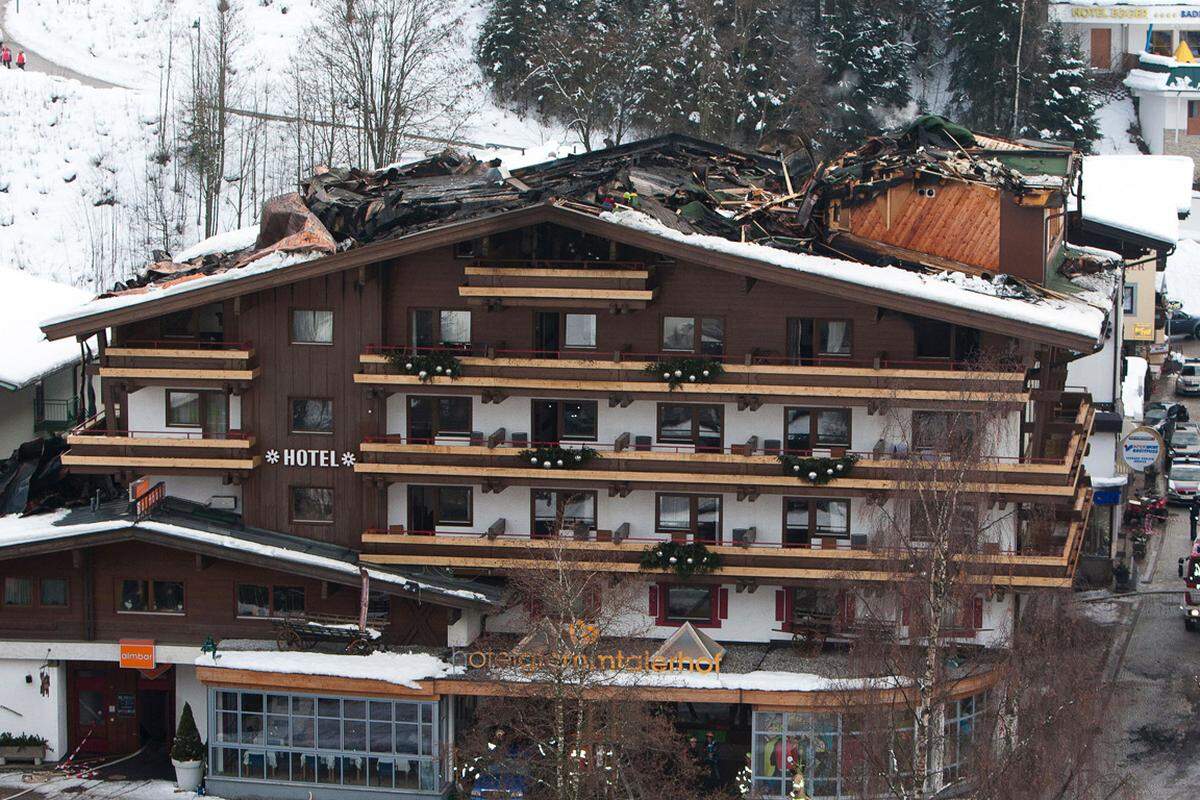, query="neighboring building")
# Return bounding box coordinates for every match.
[0,134,1111,799]
[1052,0,1200,69]
[0,267,96,454]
